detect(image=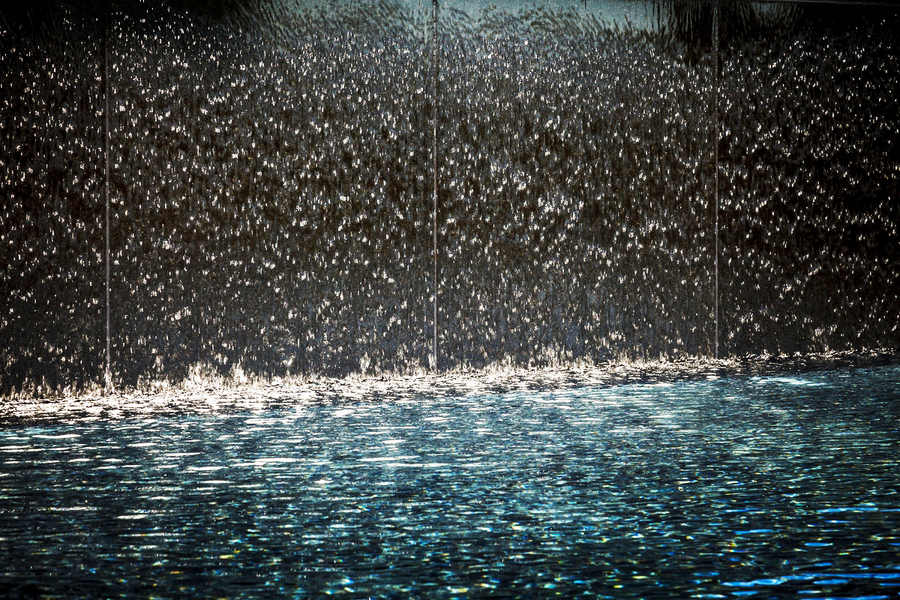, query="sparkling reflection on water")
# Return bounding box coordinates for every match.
[2,366,899,598]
